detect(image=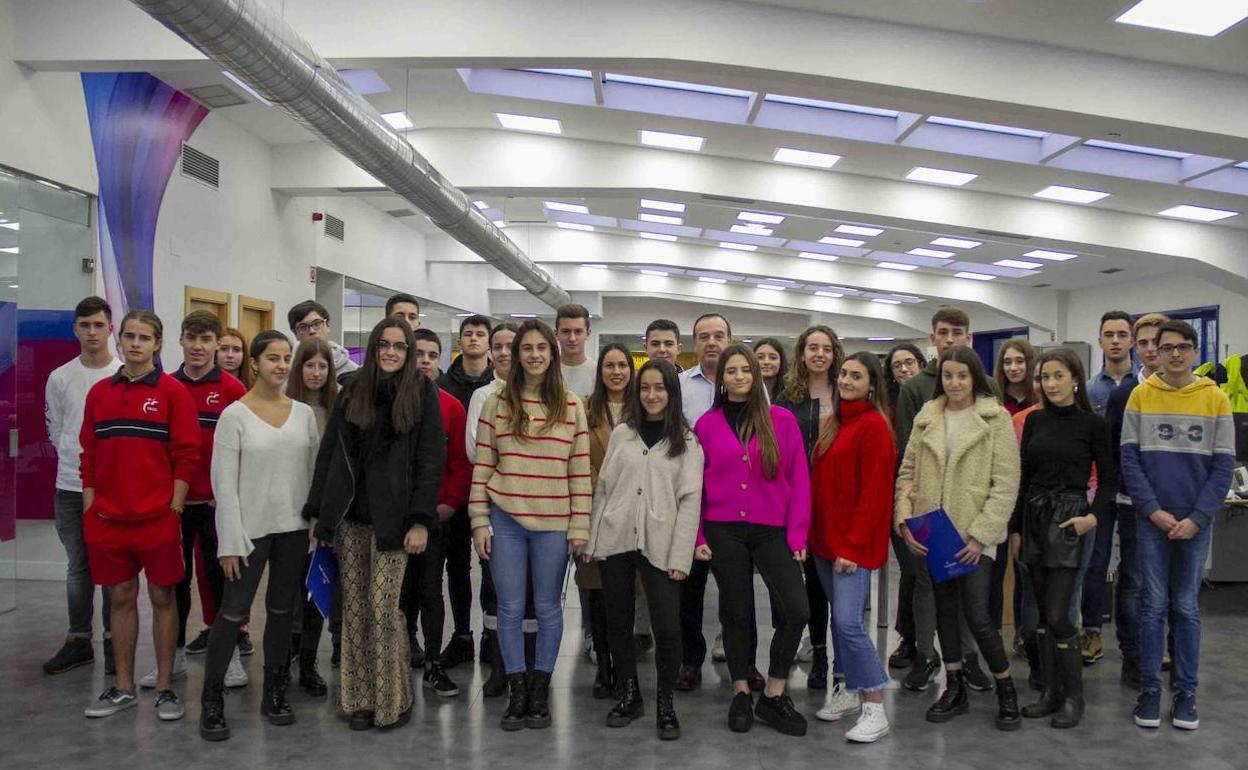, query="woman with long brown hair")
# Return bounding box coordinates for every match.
[693,344,811,737]
[995,338,1039,415]
[217,327,254,389]
[753,337,788,402]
